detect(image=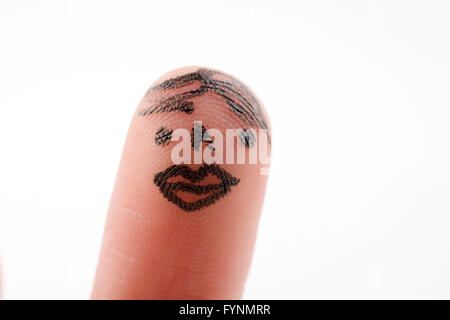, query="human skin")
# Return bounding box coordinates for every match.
[91,67,271,299]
